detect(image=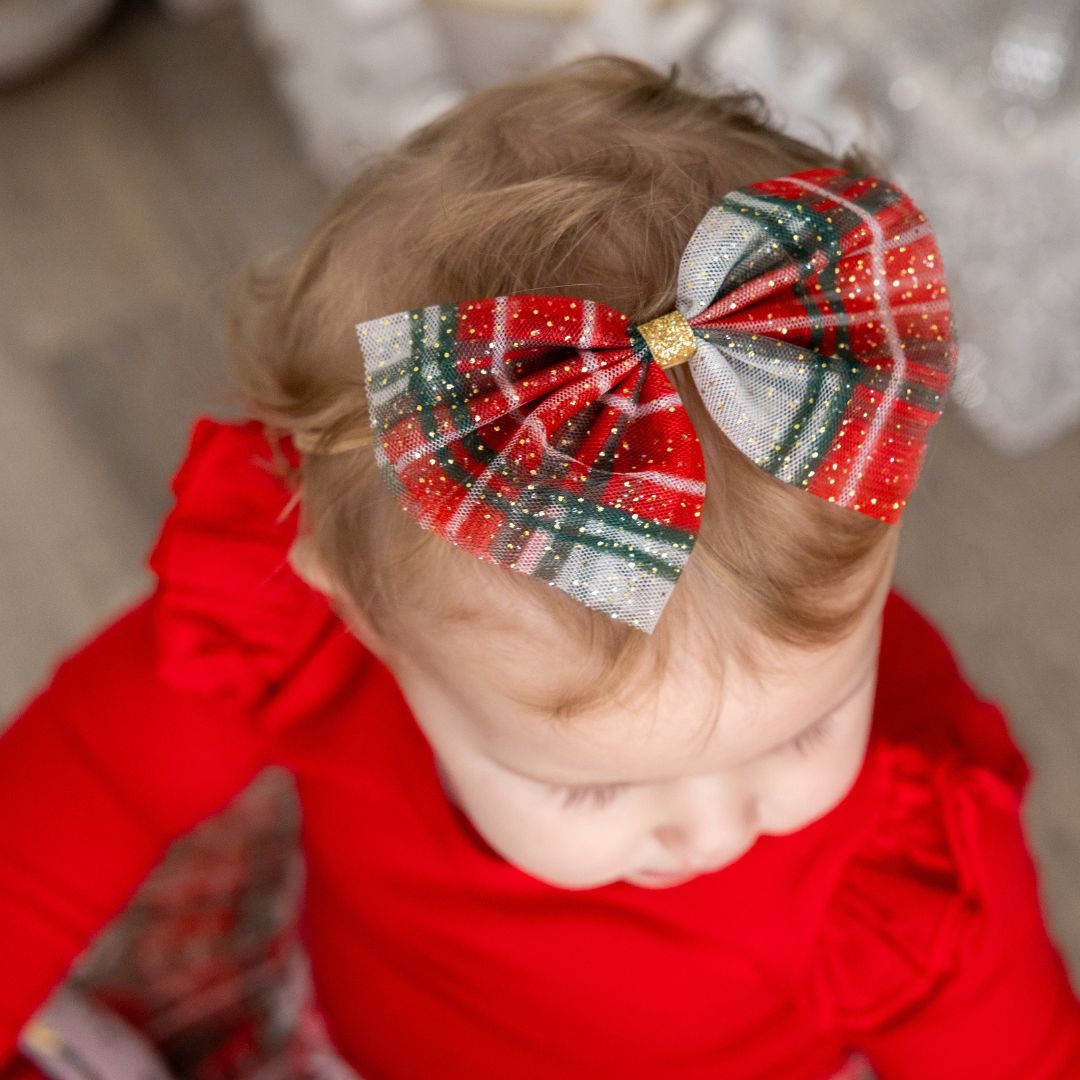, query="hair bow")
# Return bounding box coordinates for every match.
[295,167,957,634]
